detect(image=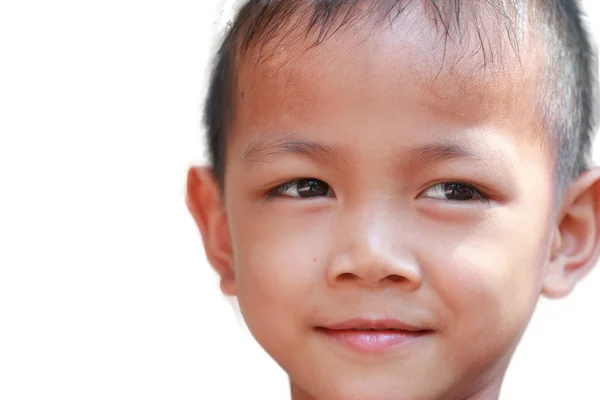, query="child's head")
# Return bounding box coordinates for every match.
[188,1,600,399]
